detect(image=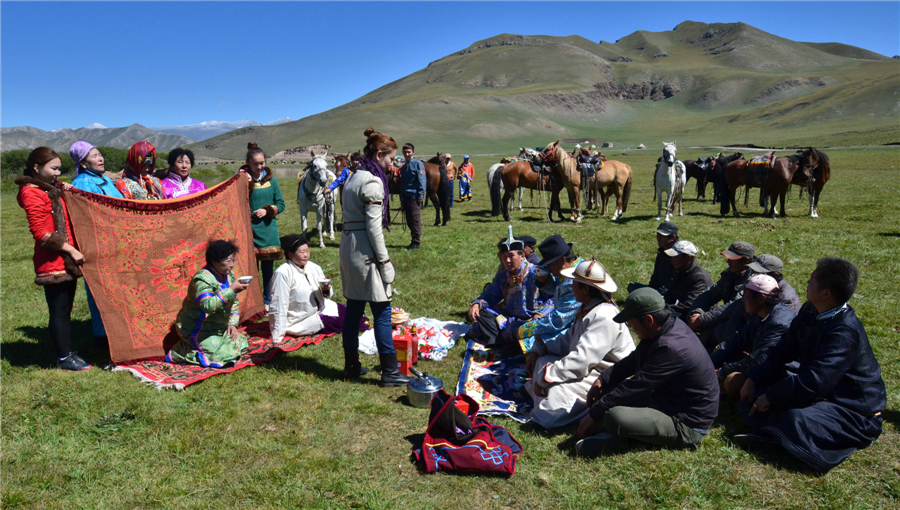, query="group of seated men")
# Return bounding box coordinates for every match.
[465,223,885,472]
